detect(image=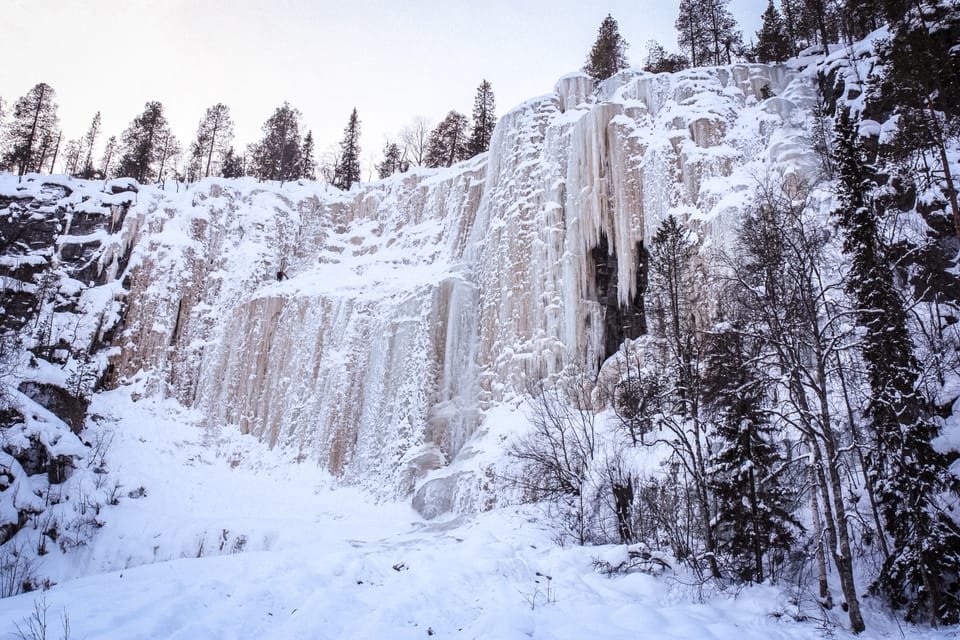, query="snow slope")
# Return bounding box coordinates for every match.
[0,387,943,640]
